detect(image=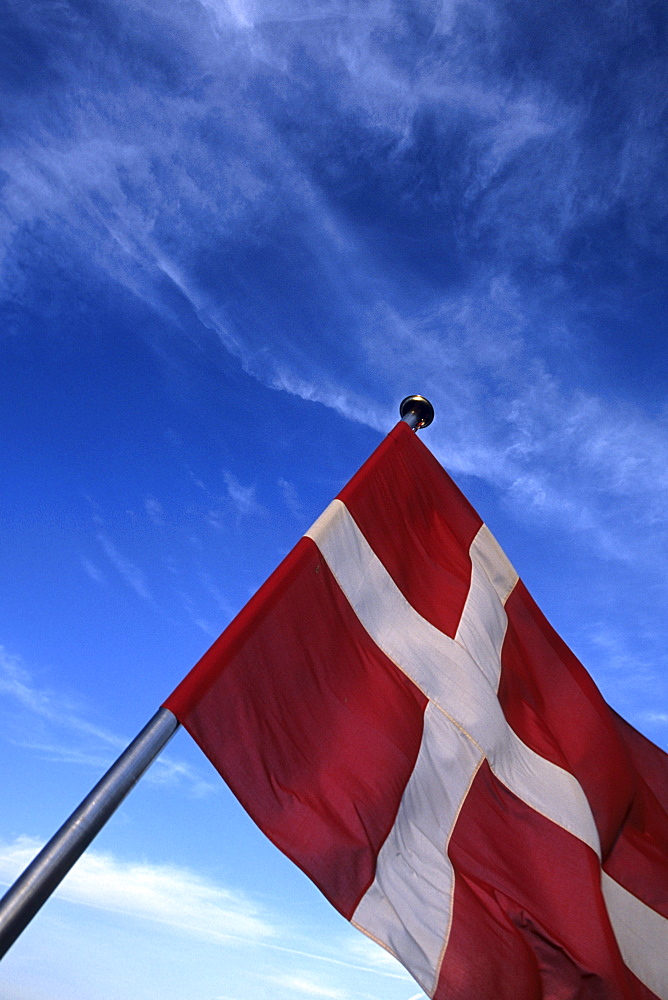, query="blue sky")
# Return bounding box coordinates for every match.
[1,0,667,996]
